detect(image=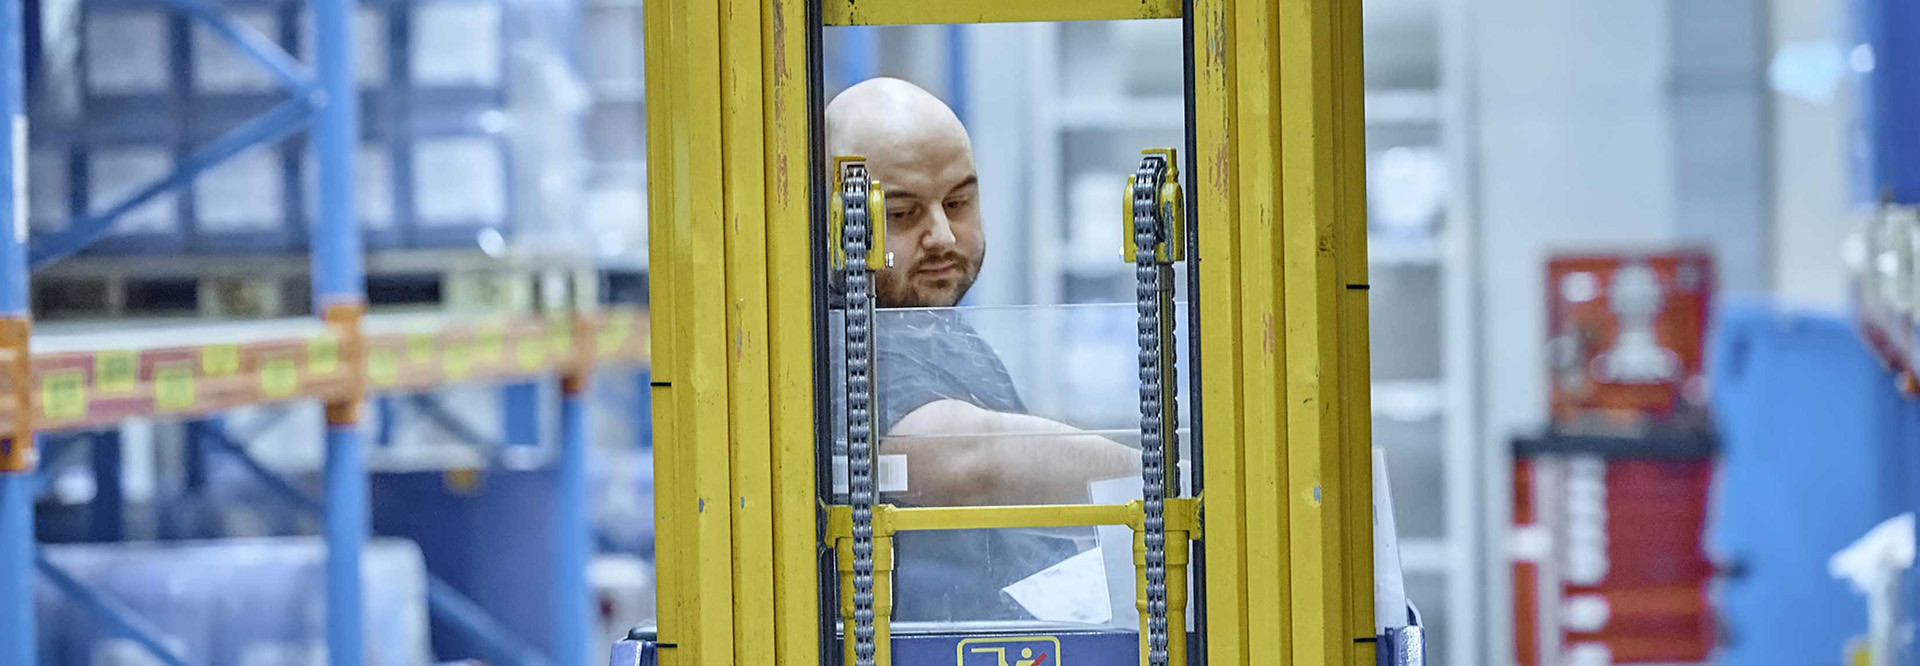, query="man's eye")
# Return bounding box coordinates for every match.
[888,208,913,221]
[944,198,969,210]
